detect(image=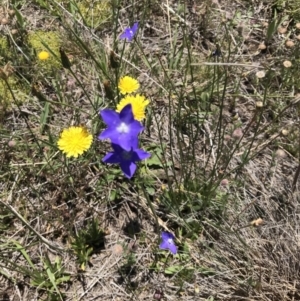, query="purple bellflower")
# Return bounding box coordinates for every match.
[159,231,177,255]
[99,104,143,151]
[120,22,138,41]
[102,142,150,179]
